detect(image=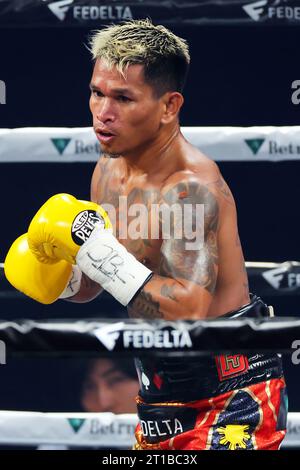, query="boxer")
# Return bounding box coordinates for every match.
[5,19,287,450]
